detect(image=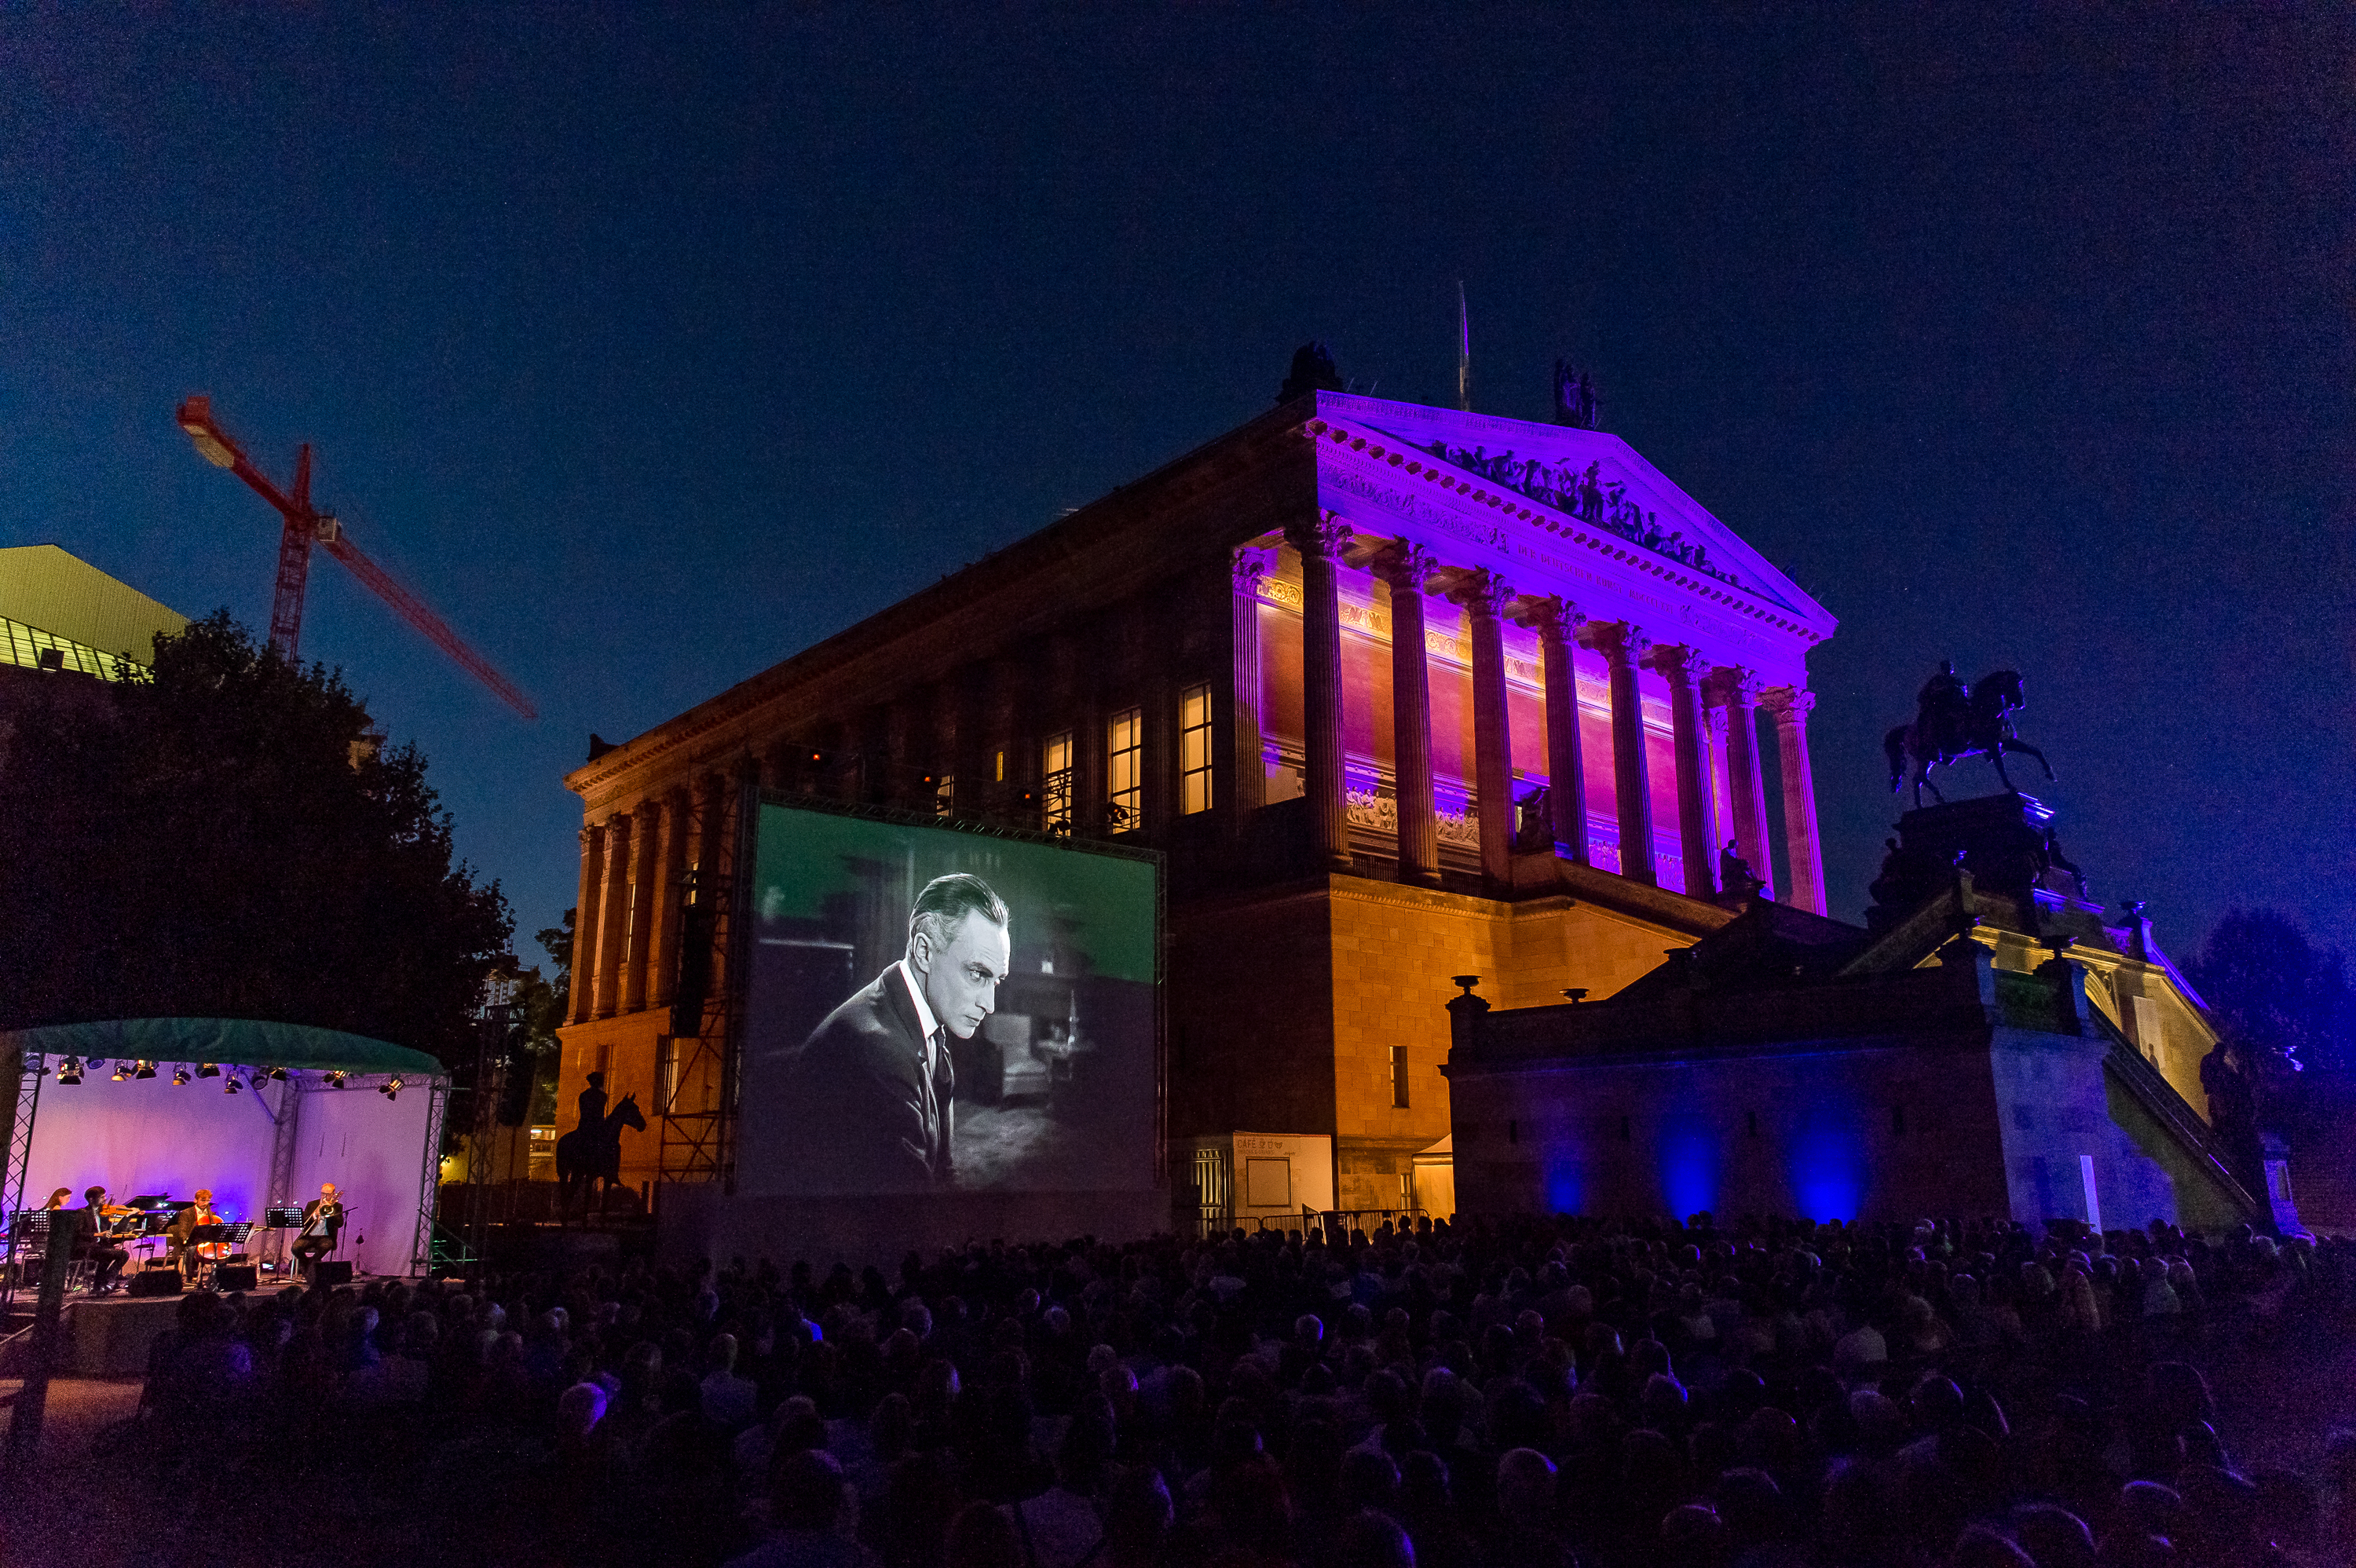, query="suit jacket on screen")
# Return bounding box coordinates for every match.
[775,967,955,1193]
